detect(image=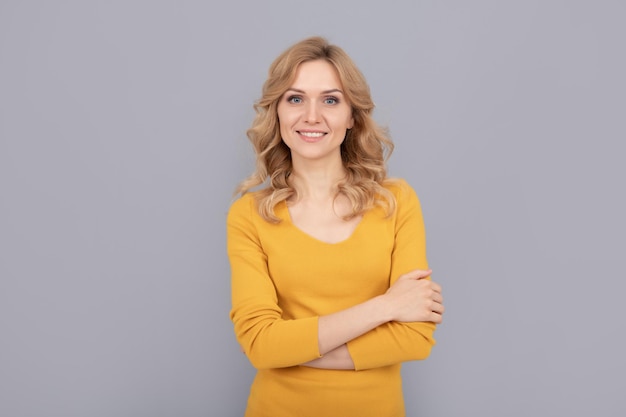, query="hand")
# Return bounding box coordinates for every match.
[384,269,444,323]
